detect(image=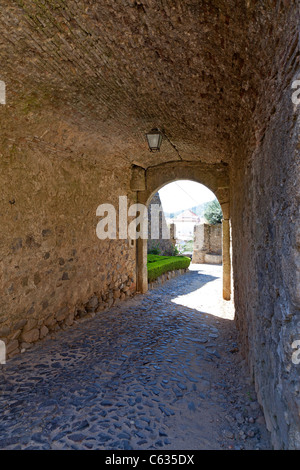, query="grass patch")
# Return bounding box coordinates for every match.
[147,254,191,282]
